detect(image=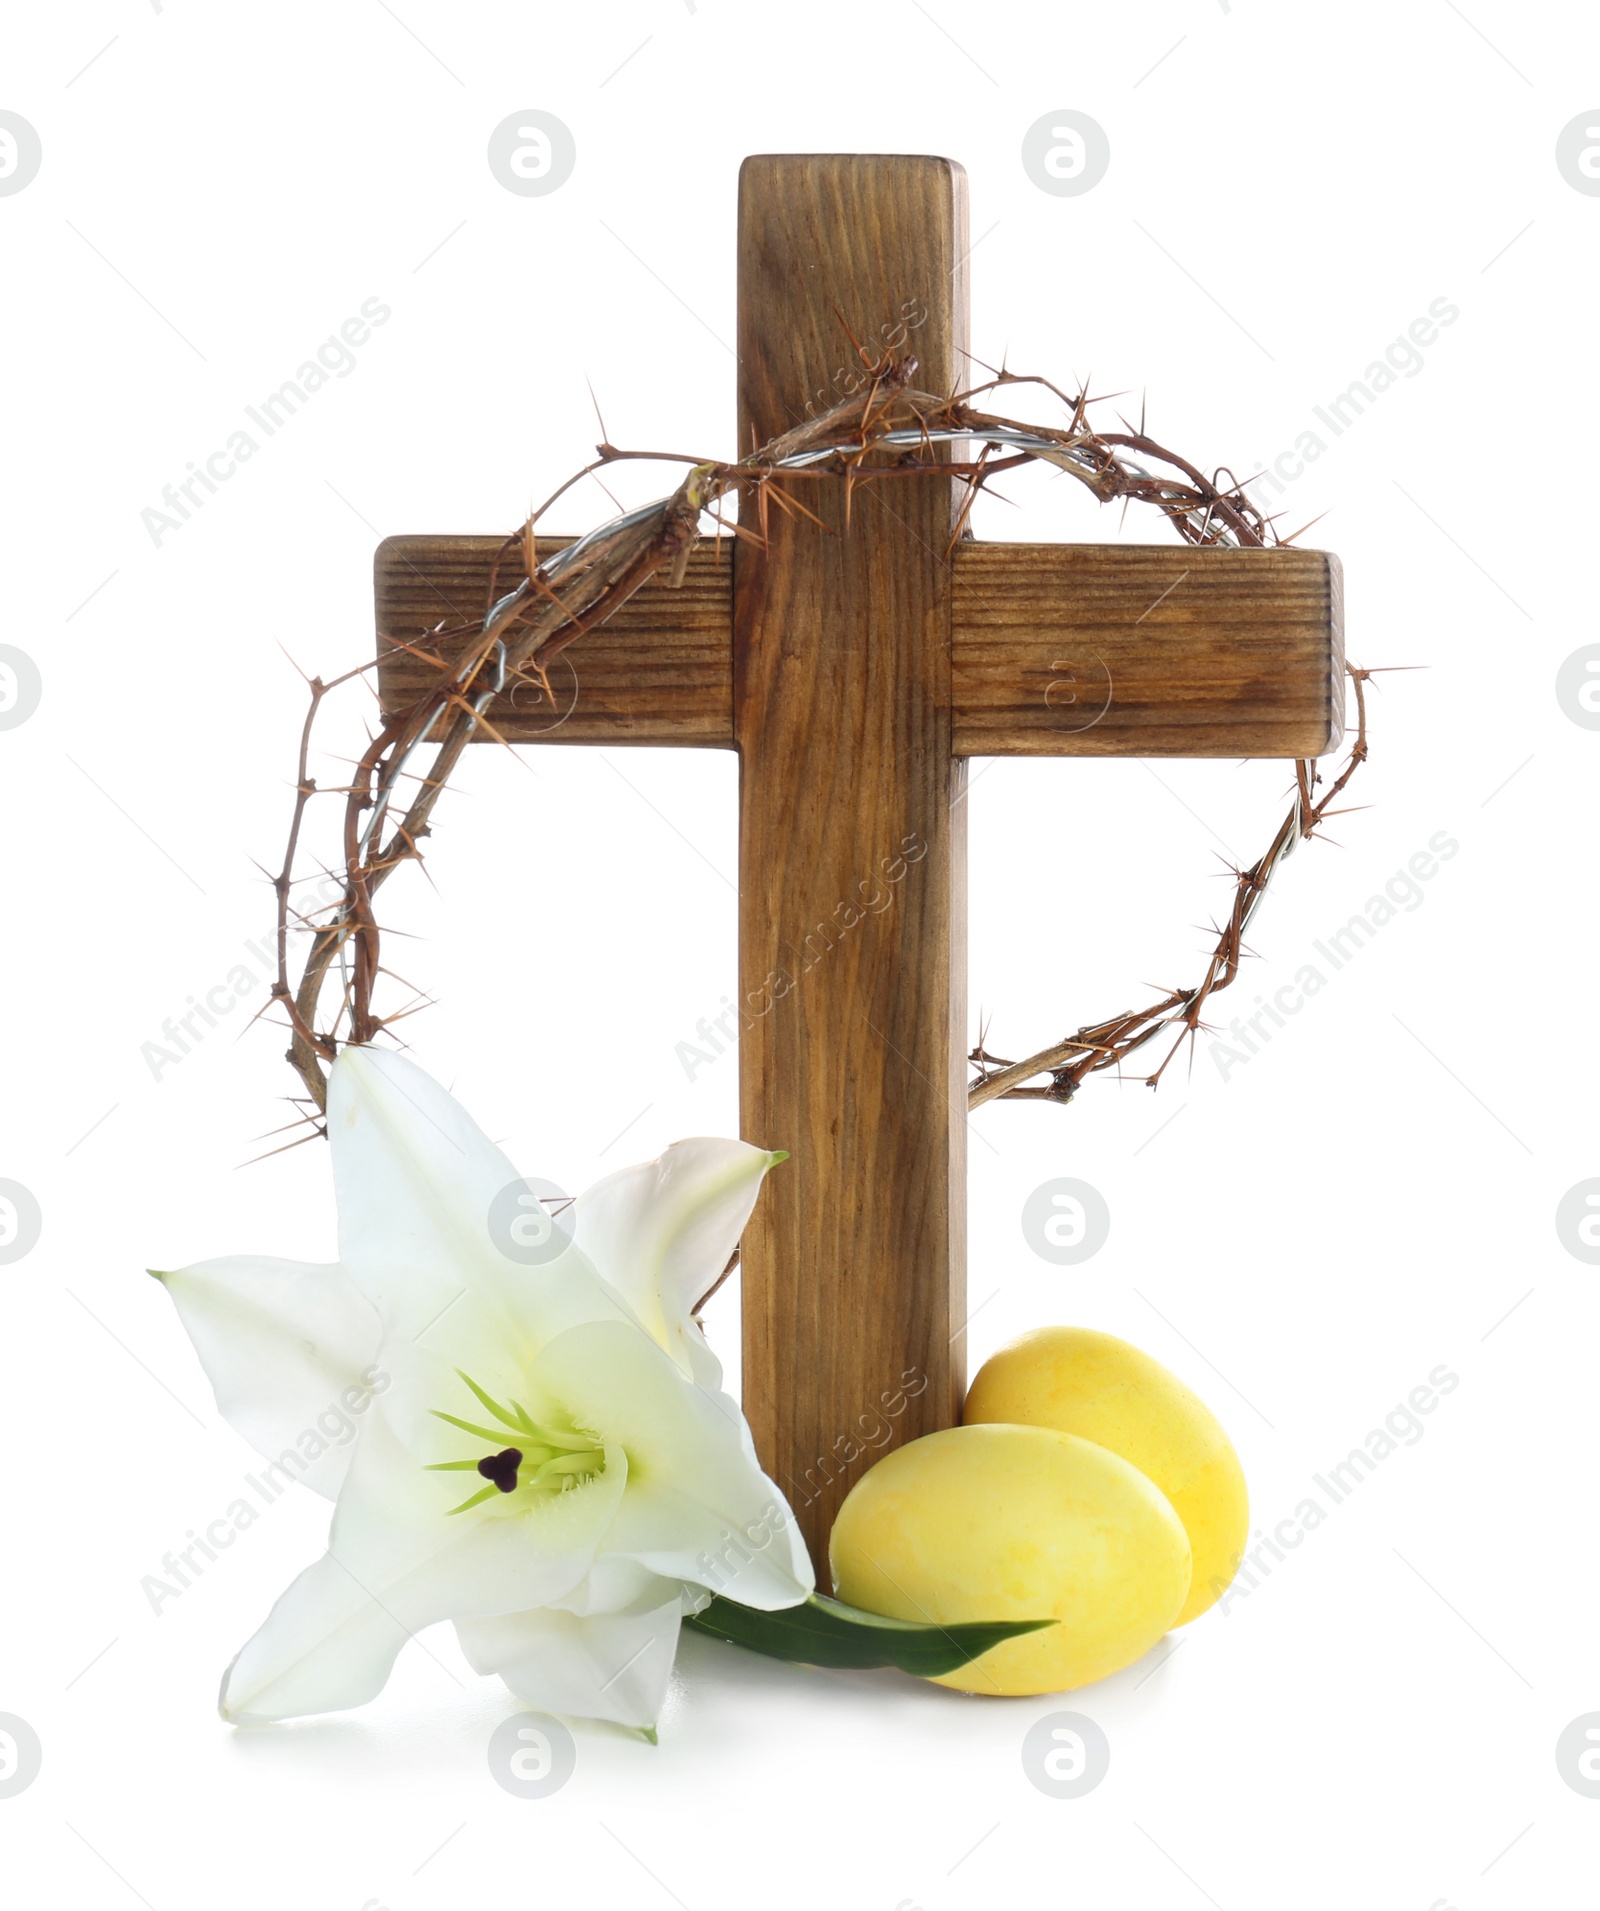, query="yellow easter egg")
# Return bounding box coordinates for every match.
[829,1423,1191,1695]
[964,1326,1248,1624]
